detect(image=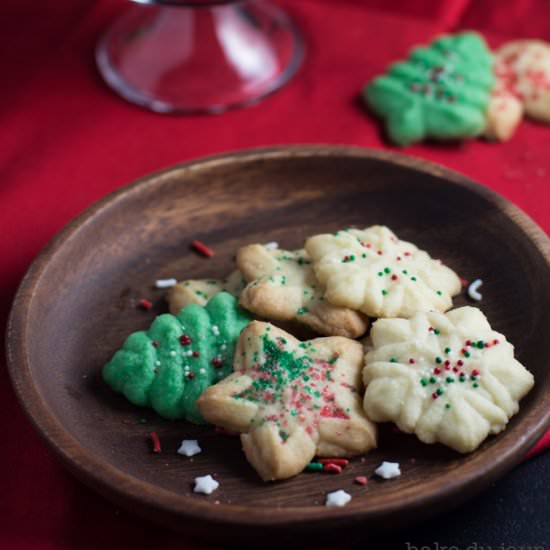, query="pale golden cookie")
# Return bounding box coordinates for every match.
[197,321,377,481]
[363,307,534,453]
[237,245,368,338]
[495,40,550,123]
[483,88,523,141]
[167,271,246,314]
[305,226,461,318]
